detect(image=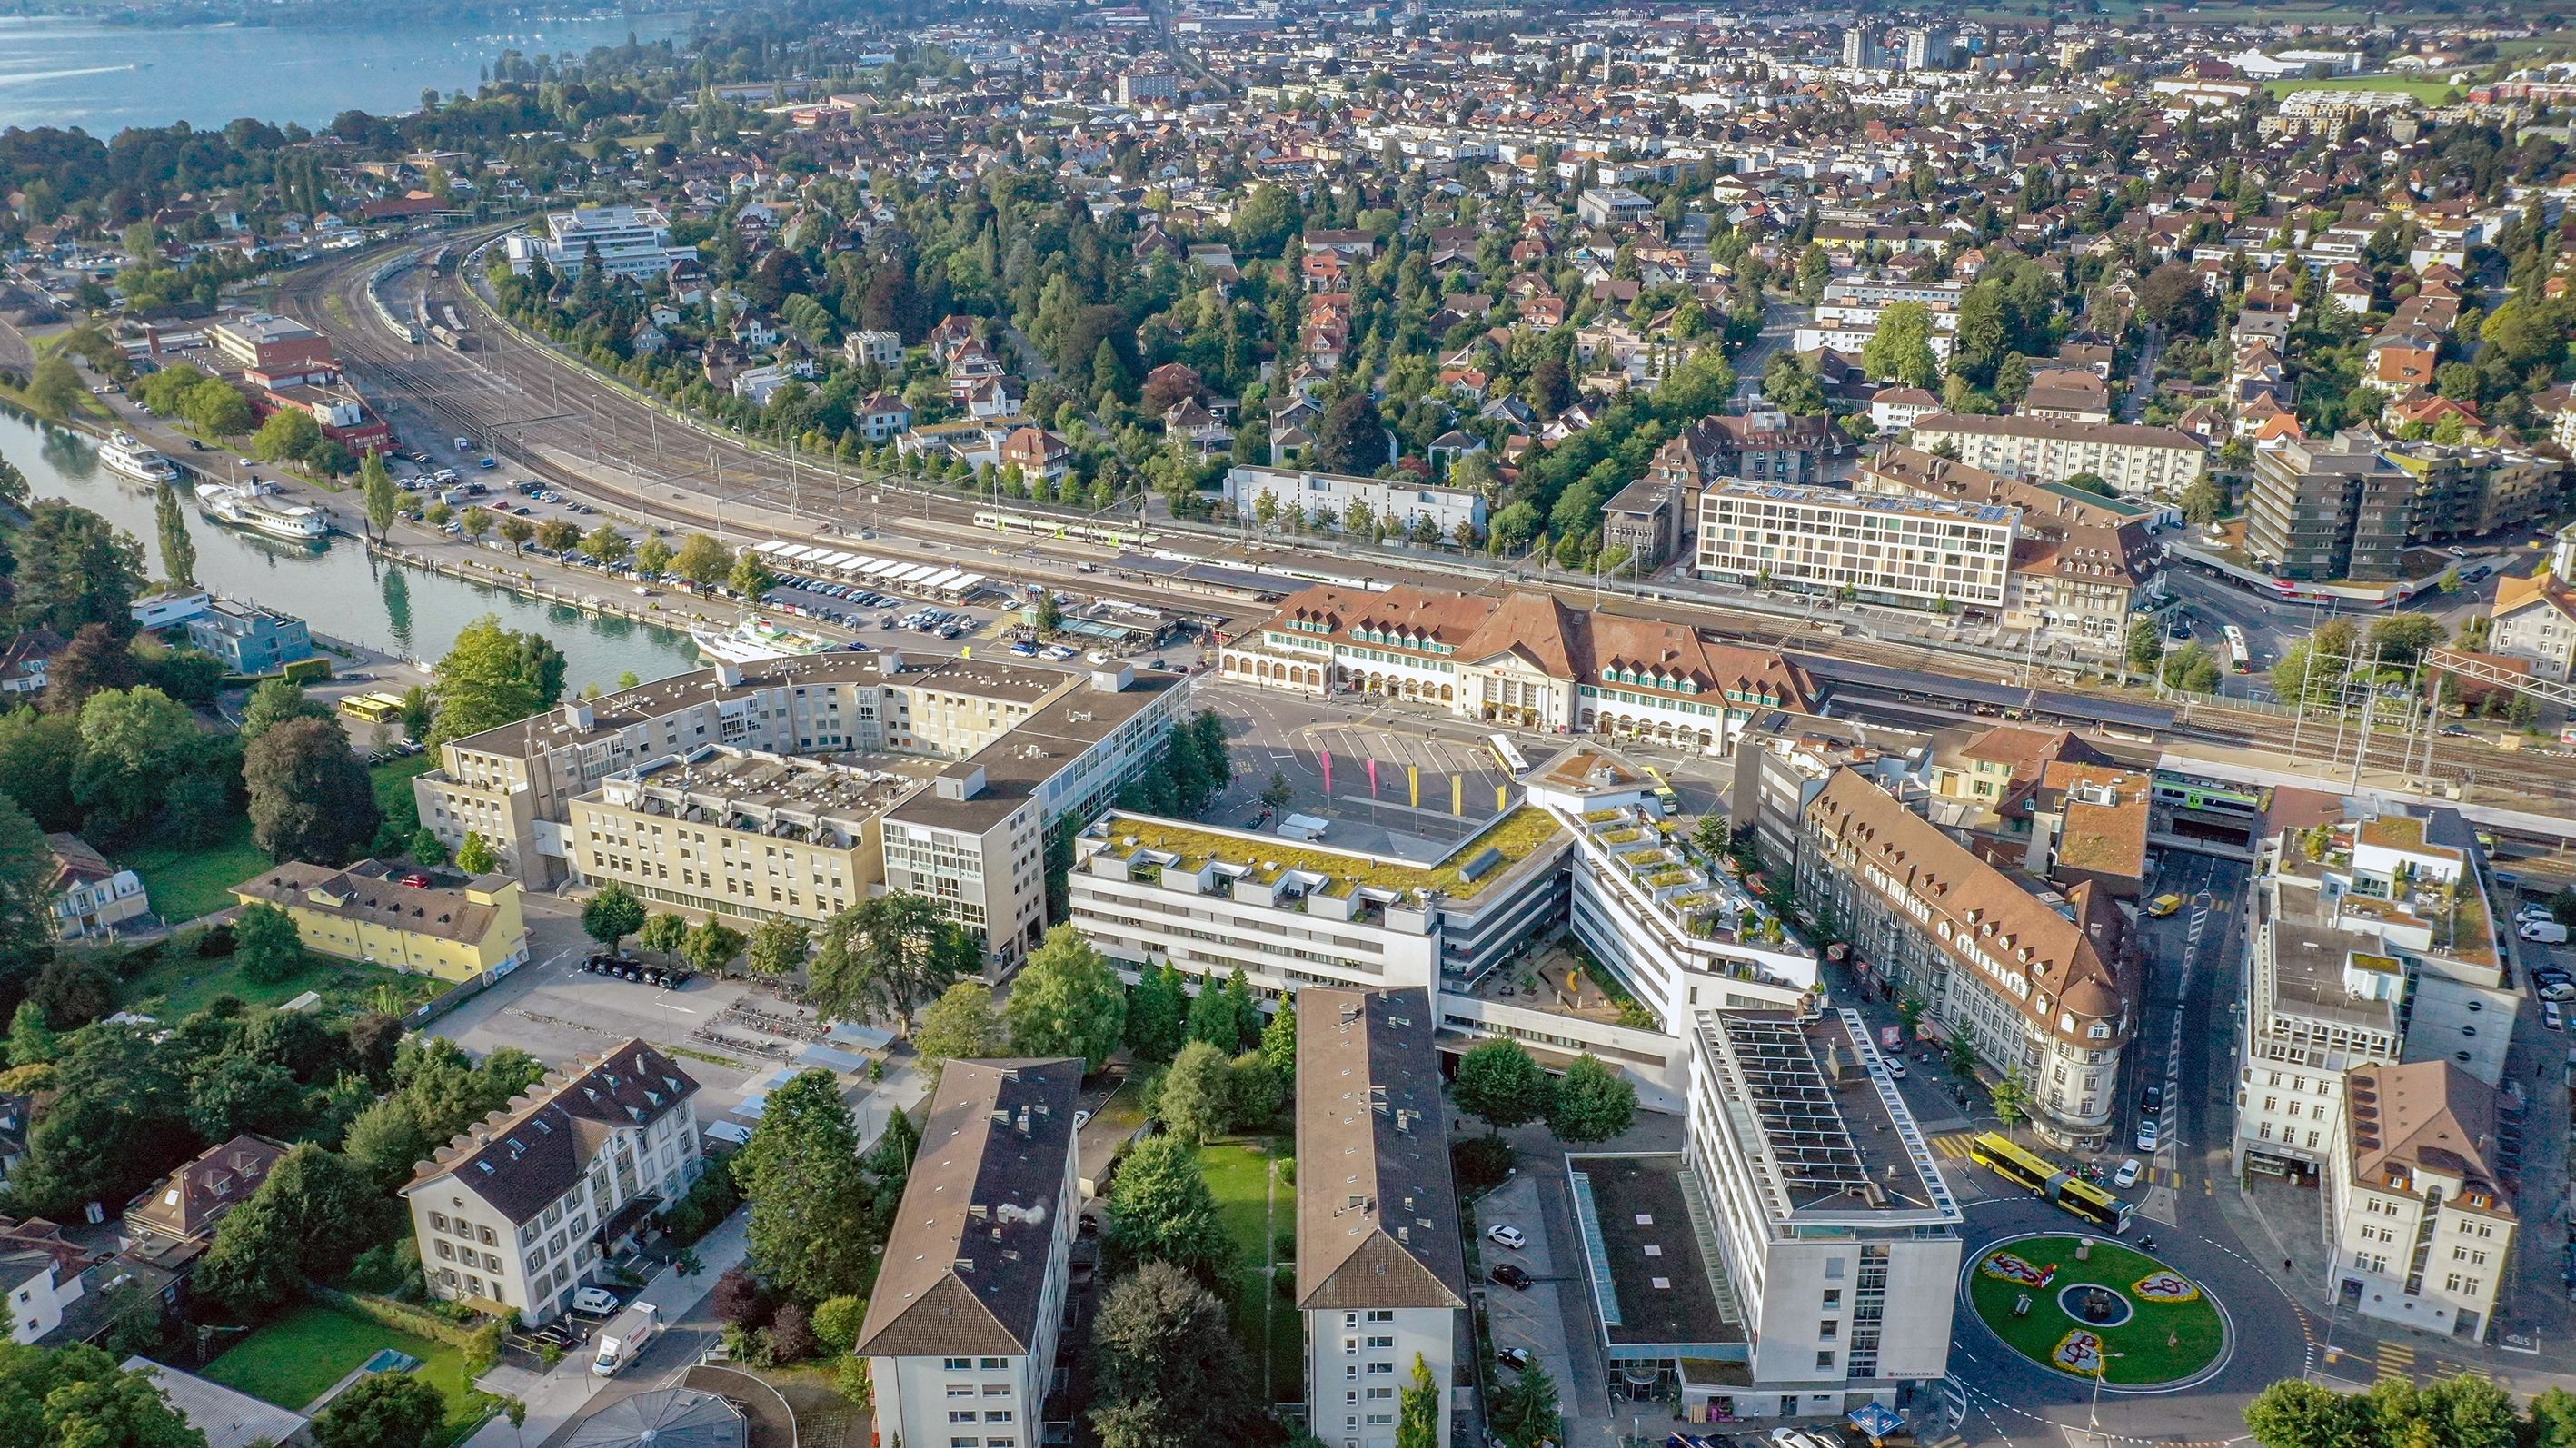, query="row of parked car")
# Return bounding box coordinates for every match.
[582,953,694,989]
